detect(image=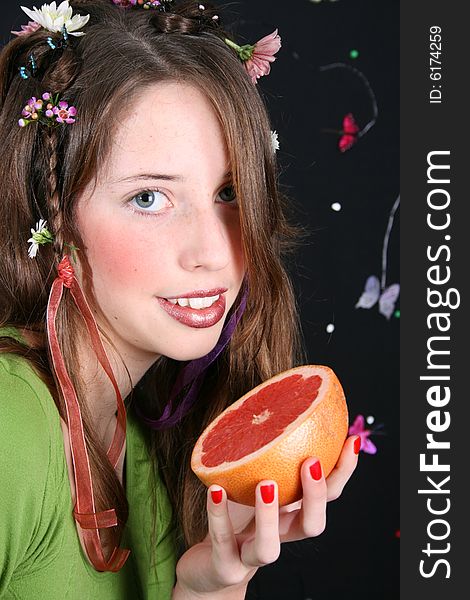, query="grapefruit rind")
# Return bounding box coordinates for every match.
[191,365,348,507]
